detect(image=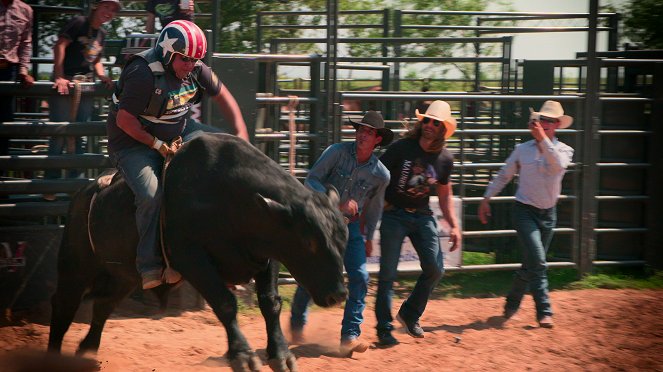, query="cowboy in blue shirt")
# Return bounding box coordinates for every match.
[290,111,392,357]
